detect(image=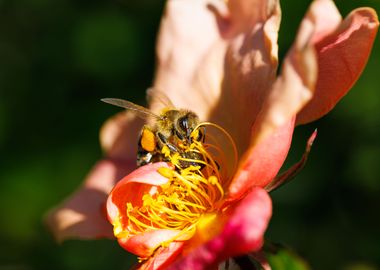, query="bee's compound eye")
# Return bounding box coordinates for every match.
[178,117,189,131]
